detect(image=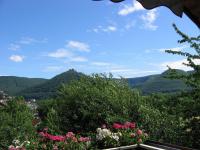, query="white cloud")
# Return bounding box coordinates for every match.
[105,26,117,32]
[48,48,88,63]
[92,25,117,33]
[18,37,48,45]
[9,55,24,62]
[48,49,73,58]
[8,37,47,52]
[8,44,21,51]
[159,45,189,53]
[91,62,111,66]
[110,69,133,73]
[118,0,144,16]
[160,59,200,71]
[67,41,90,52]
[125,21,136,30]
[91,62,158,77]
[145,45,189,53]
[110,69,158,78]
[70,56,88,62]
[141,9,158,30]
